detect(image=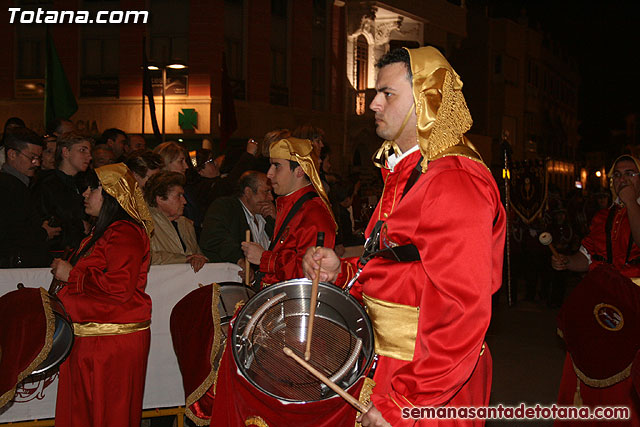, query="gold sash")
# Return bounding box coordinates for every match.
[362,294,419,361]
[73,320,151,337]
